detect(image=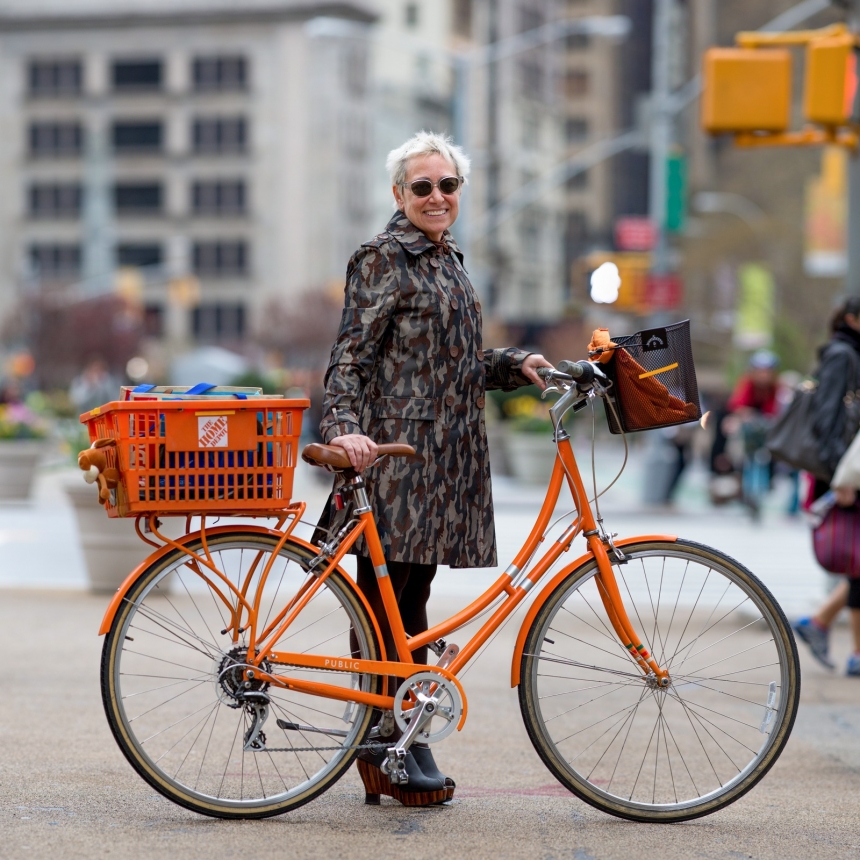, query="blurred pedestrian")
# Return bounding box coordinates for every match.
[792,298,860,675]
[316,131,553,804]
[69,358,118,414]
